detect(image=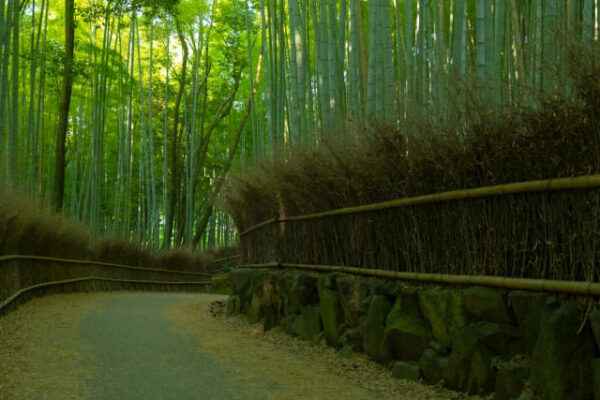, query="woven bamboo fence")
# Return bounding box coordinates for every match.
[237,175,600,283]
